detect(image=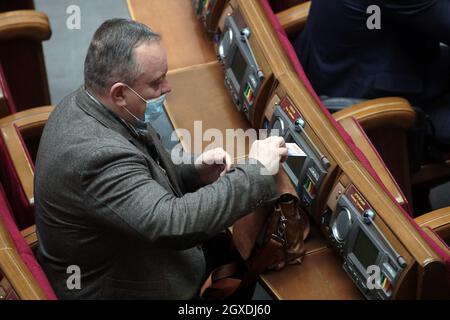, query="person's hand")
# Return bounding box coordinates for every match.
[195,148,232,185]
[248,136,288,175]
